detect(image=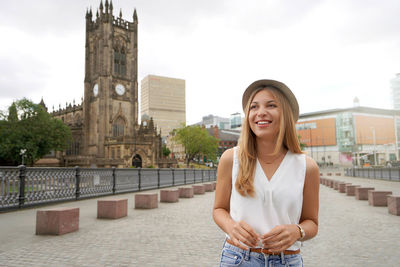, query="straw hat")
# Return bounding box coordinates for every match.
[242,79,299,121]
